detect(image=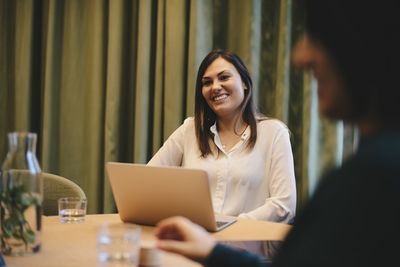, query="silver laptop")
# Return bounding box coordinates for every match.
[106,162,237,232]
